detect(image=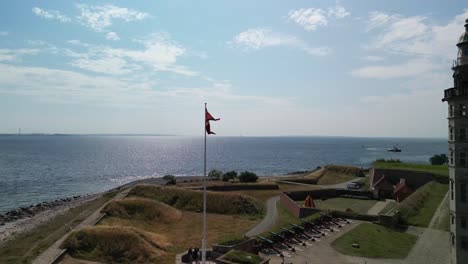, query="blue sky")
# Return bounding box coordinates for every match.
[0,1,467,137]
